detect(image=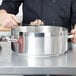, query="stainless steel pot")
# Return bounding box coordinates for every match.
[11,25,73,56]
